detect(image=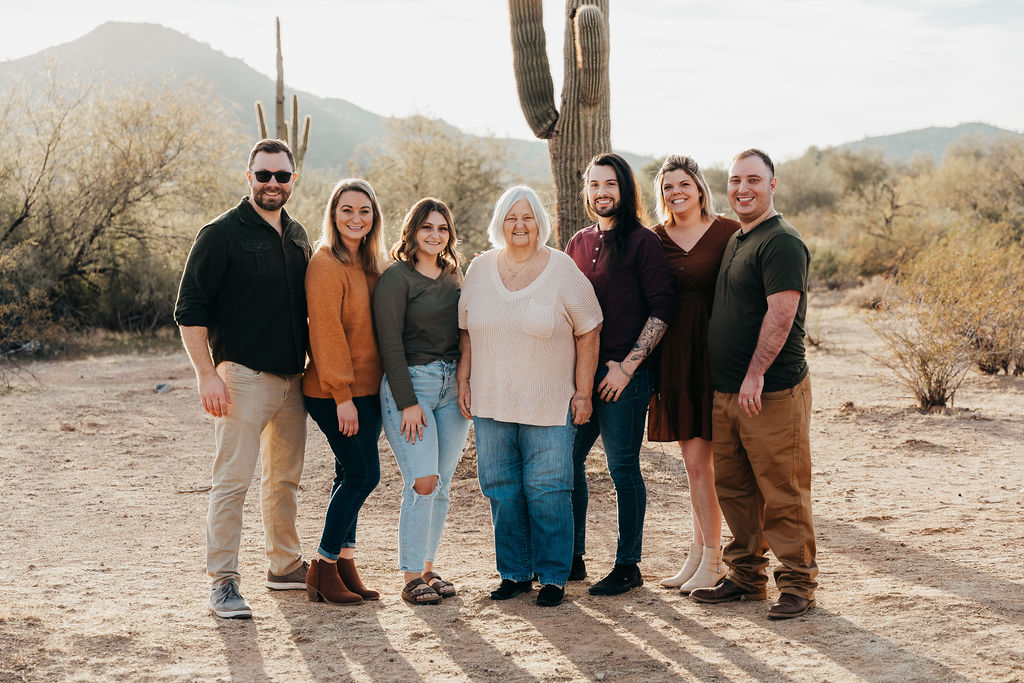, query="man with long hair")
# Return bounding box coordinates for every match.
[175,139,312,619]
[565,152,675,595]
